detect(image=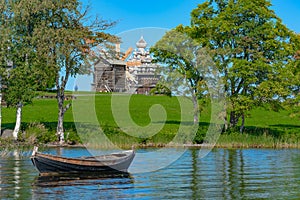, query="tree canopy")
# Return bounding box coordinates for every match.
[0,0,118,142]
[188,0,299,130]
[0,0,55,139]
